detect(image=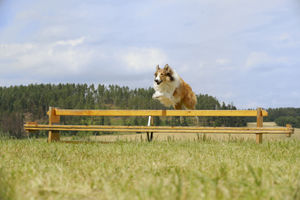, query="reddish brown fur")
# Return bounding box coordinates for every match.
[173,78,197,110]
